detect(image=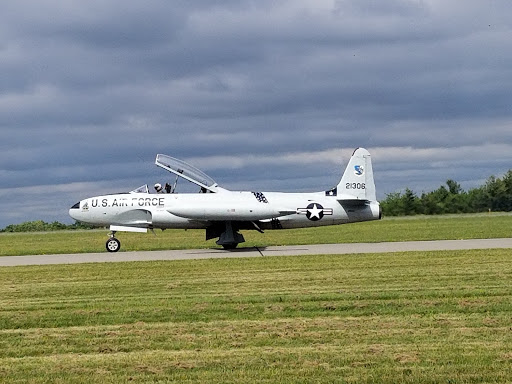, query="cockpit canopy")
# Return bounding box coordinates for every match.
[155,154,220,193]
